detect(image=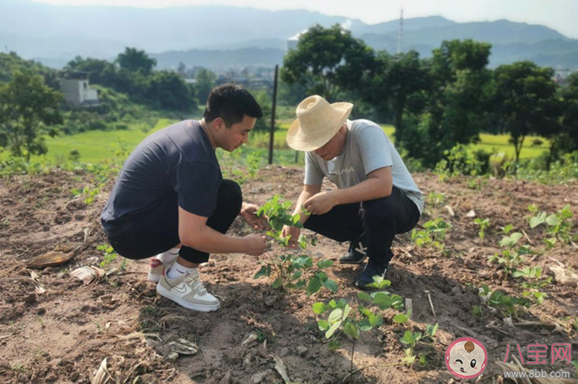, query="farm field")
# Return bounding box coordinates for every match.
[0,165,577,384]
[1,118,549,165]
